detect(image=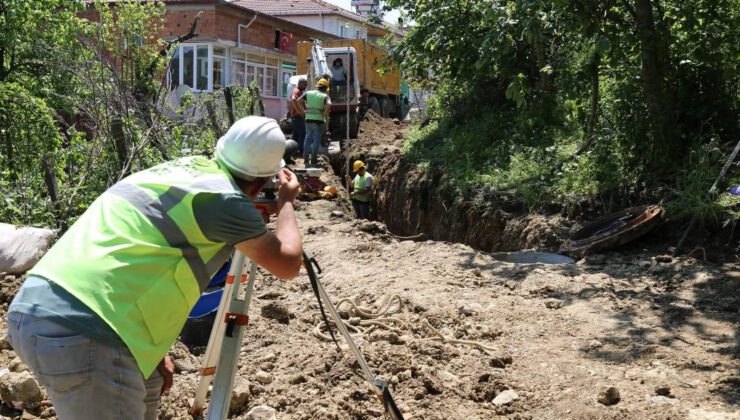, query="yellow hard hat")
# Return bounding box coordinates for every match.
[317,79,330,90]
[353,160,365,172]
[324,186,338,195]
